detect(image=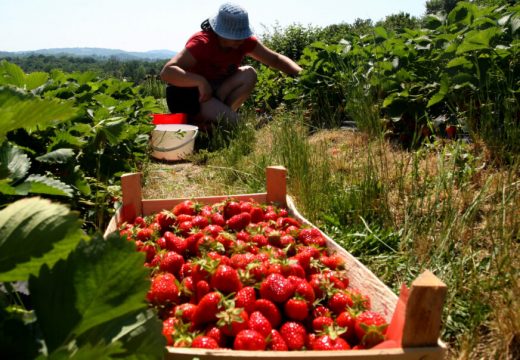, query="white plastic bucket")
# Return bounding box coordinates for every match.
[150,124,198,161]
